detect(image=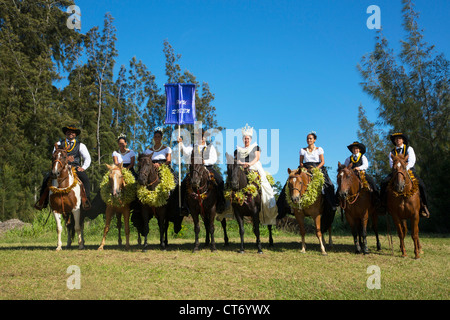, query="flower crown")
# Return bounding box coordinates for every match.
[154,126,164,133]
[241,123,253,137]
